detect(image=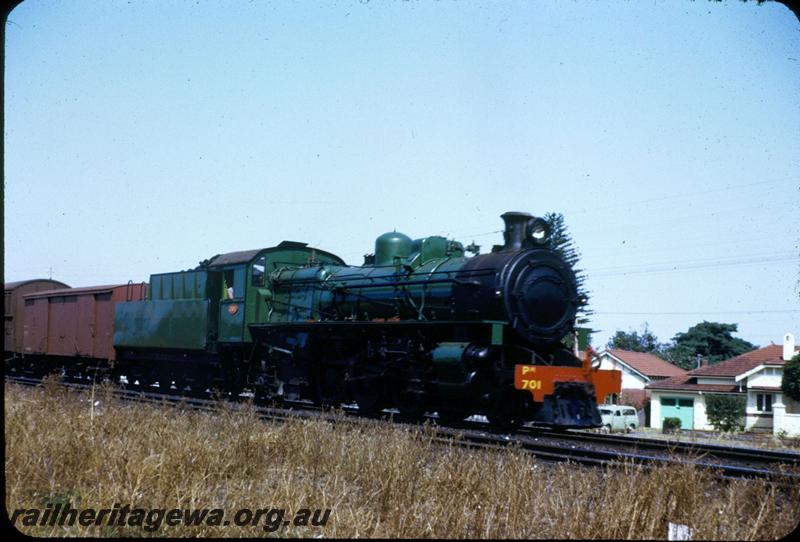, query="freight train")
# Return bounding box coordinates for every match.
[5,212,621,430]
